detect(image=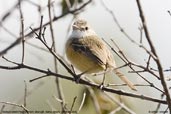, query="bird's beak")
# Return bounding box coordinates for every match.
[72,24,79,30]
